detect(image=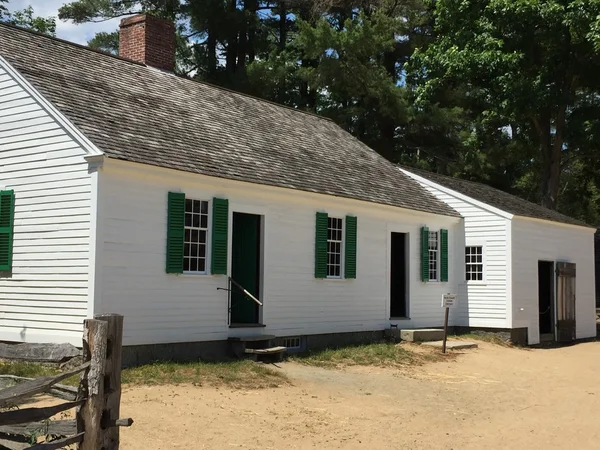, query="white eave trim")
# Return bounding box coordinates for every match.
[399,168,514,220]
[514,215,596,232]
[0,56,104,157]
